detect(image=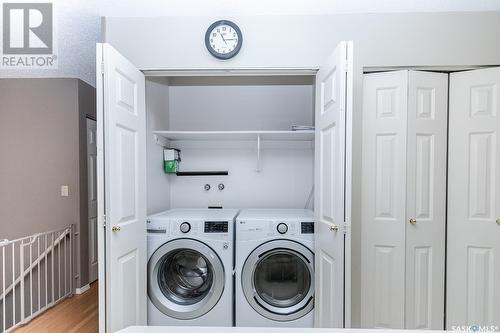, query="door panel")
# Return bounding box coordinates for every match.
[447,67,500,329]
[87,118,98,283]
[97,43,147,332]
[361,71,408,329]
[314,41,352,328]
[405,71,447,330]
